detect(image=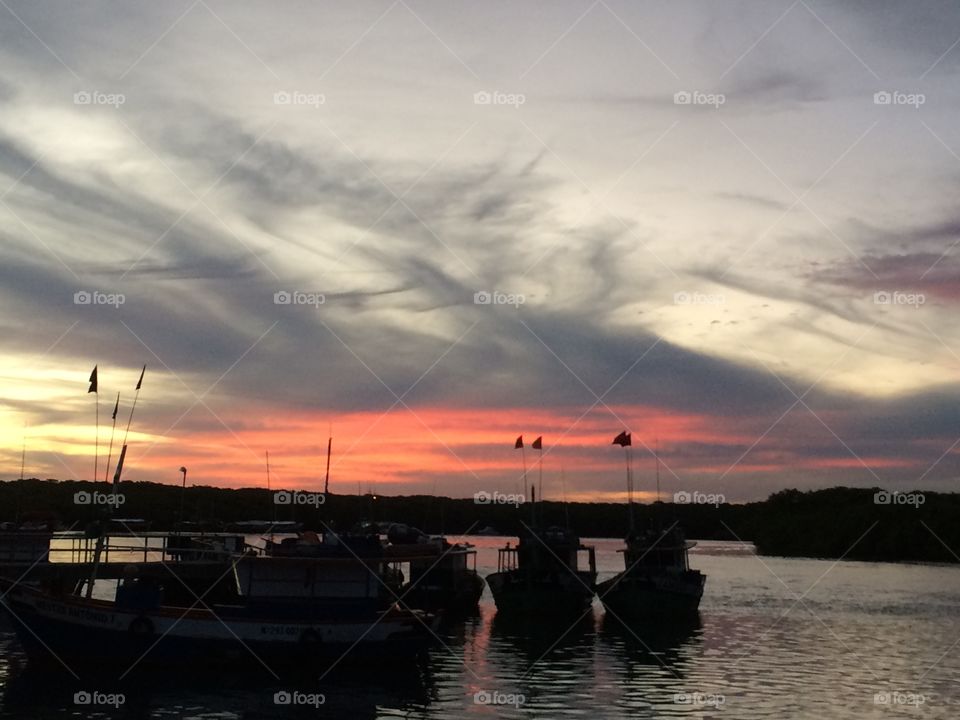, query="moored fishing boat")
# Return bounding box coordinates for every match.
[596,524,705,619]
[0,578,433,669]
[486,525,596,616]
